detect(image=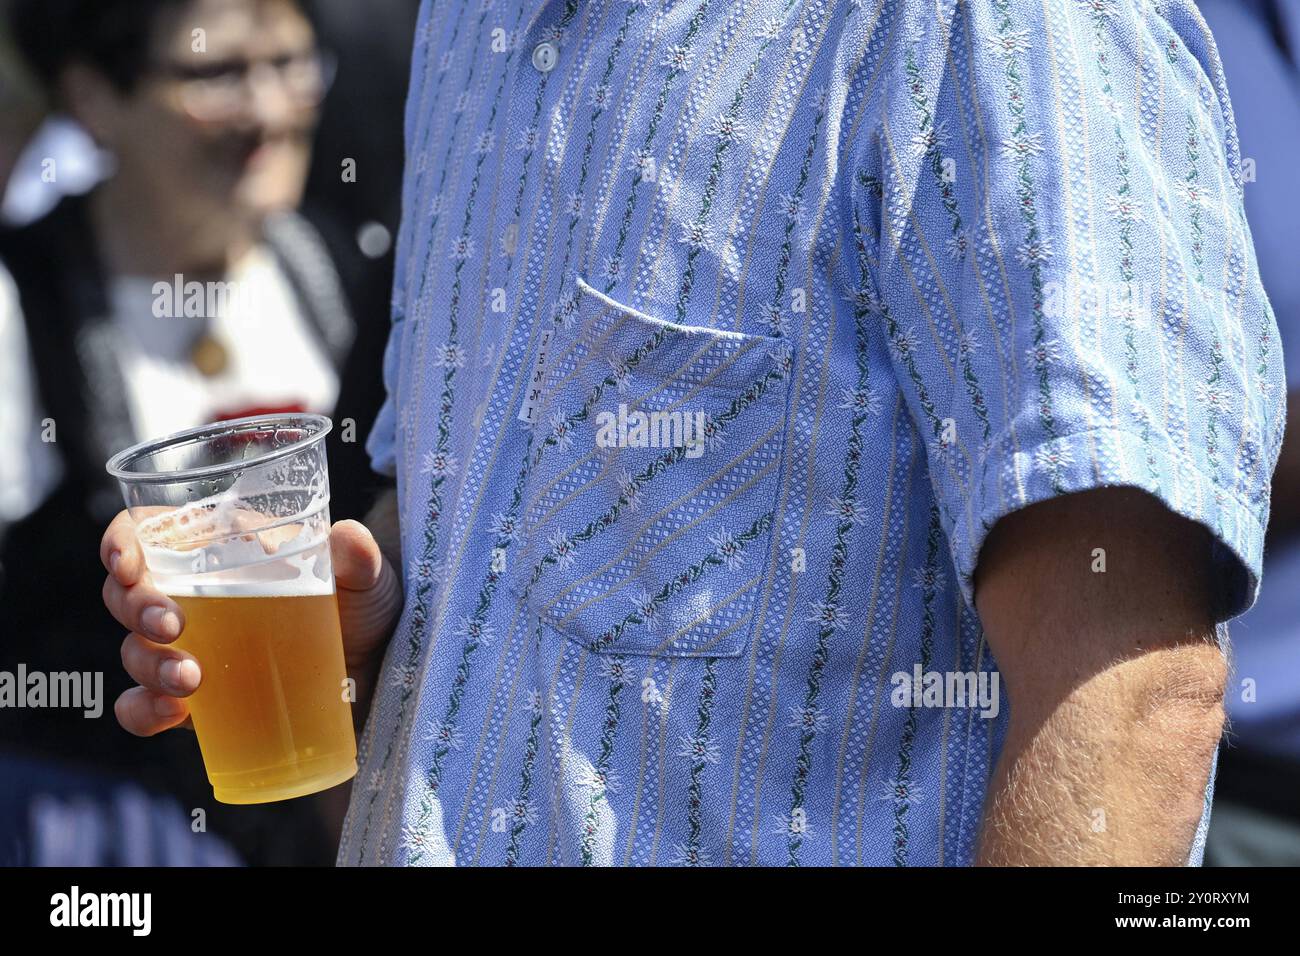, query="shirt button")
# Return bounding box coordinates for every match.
[532,40,558,72]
